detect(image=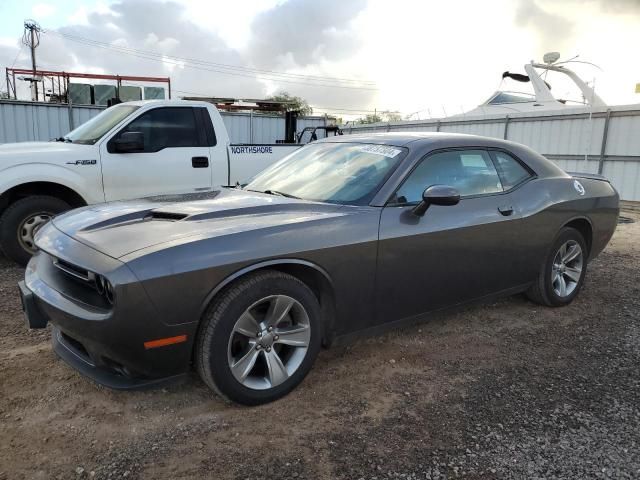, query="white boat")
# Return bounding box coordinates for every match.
[342,53,640,201]
[458,52,607,117]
